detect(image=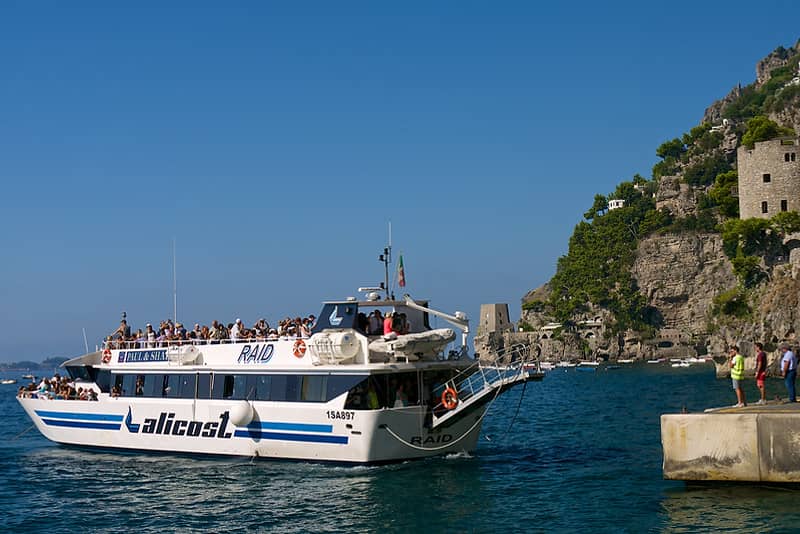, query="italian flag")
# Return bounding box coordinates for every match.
[397,255,406,287]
